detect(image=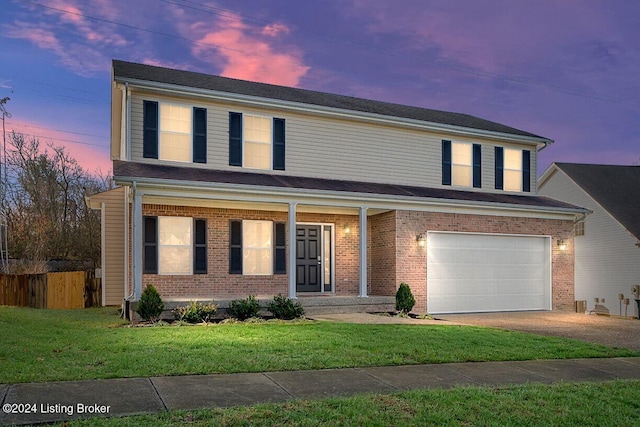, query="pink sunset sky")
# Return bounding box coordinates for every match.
[2,0,639,175]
